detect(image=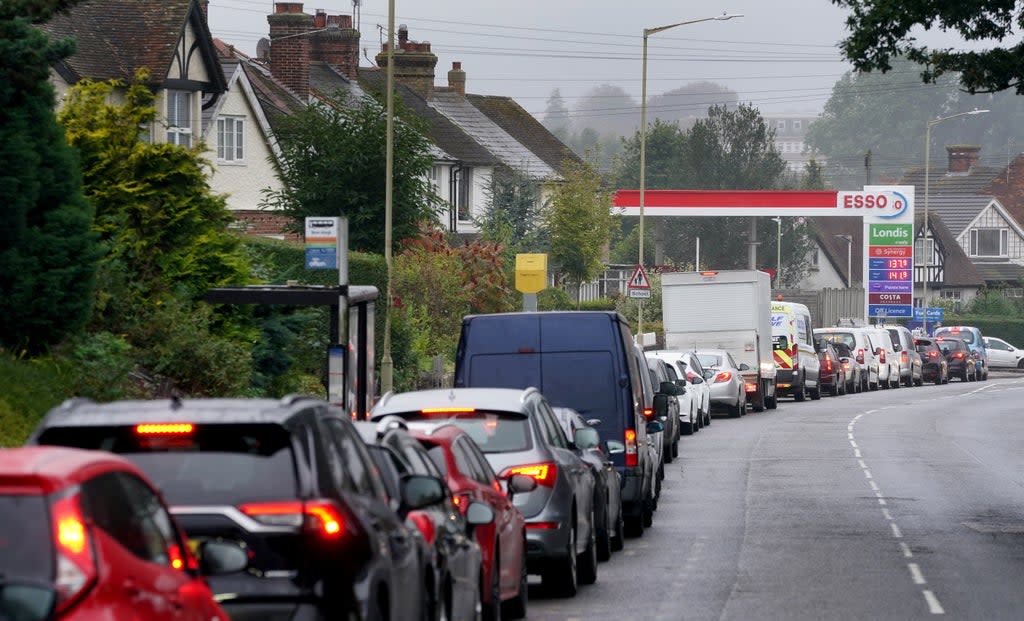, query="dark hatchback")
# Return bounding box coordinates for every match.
[815,339,846,396]
[28,396,443,621]
[935,337,976,382]
[915,337,949,384]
